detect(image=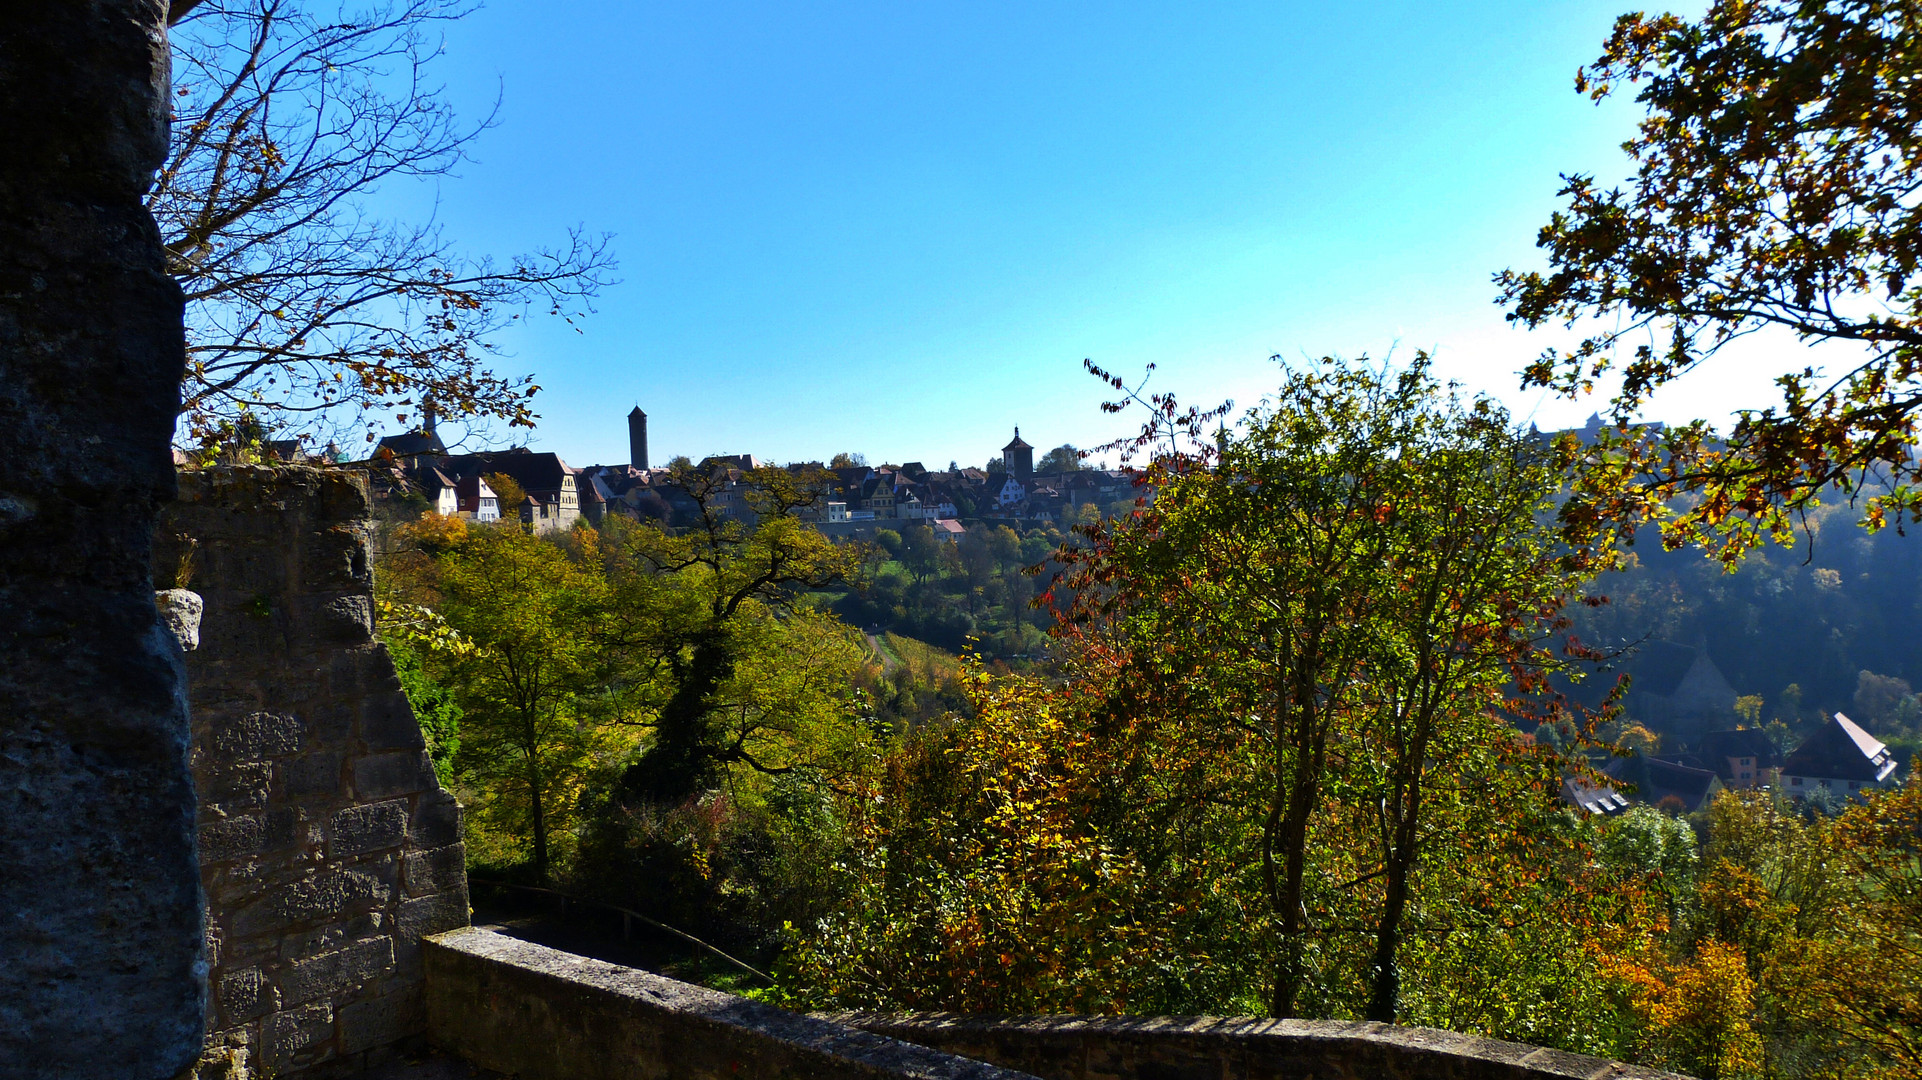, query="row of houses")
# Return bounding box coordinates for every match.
[365,412,1142,535]
[1563,711,1902,814]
